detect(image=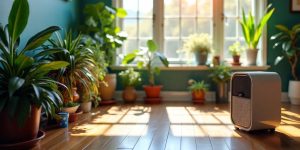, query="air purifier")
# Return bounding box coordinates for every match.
[230,72,281,131]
